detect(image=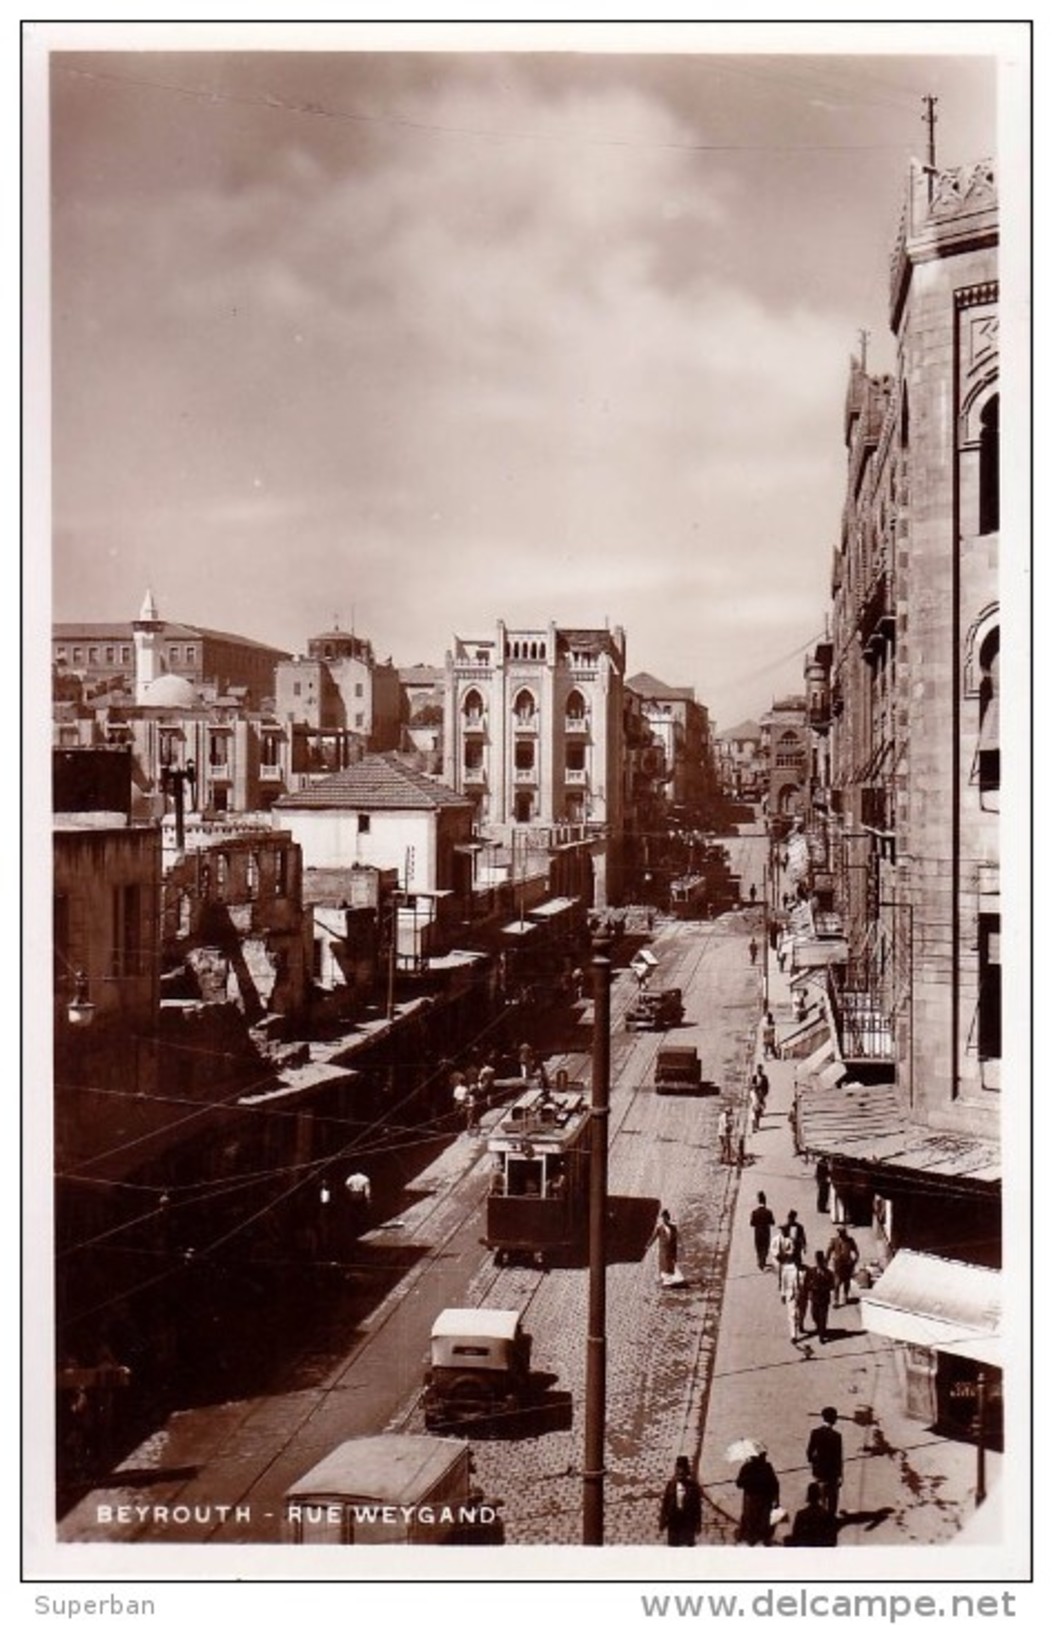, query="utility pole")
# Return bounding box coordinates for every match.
[975,1369,987,1506]
[582,947,611,1545]
[858,327,870,374]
